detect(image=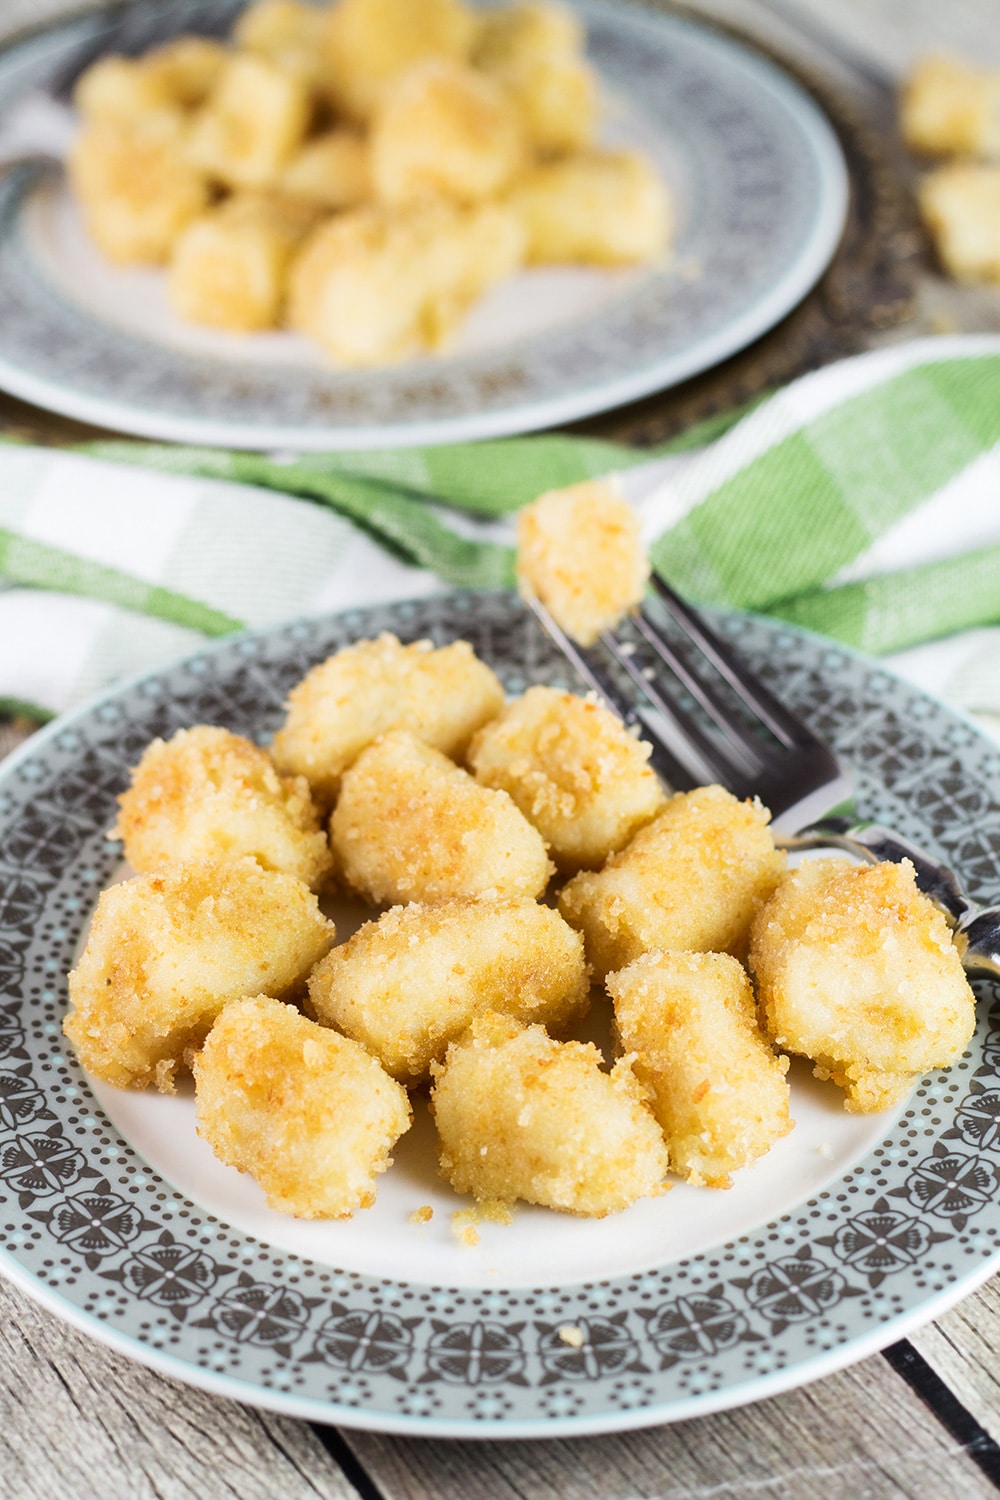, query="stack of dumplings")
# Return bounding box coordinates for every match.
[64,483,979,1221]
[69,0,672,364]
